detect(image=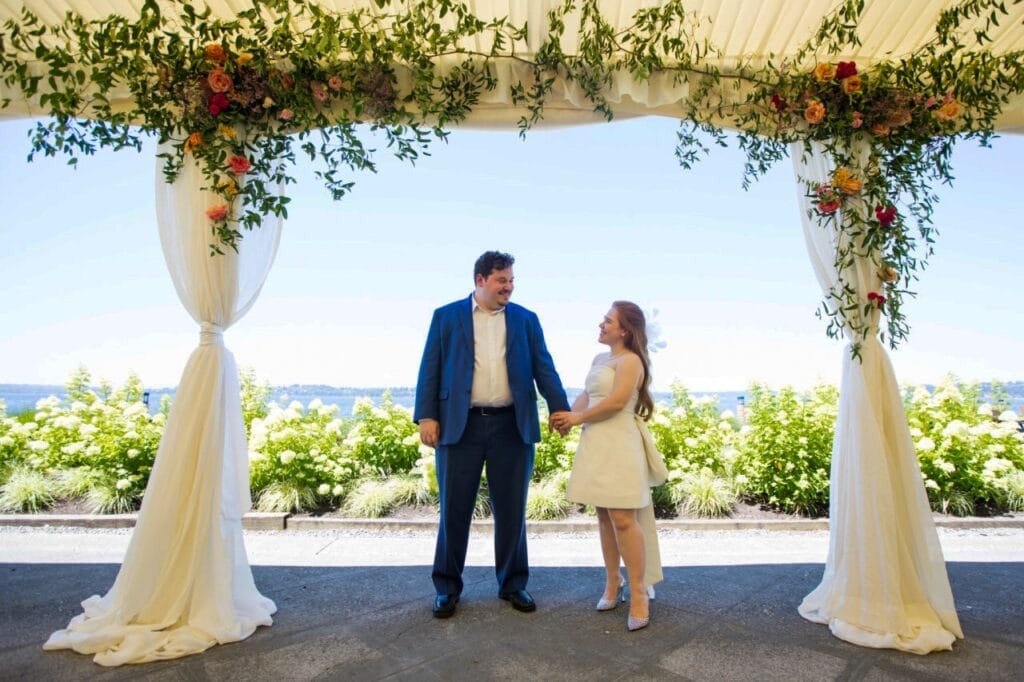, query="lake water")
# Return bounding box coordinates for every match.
[0,383,750,417]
